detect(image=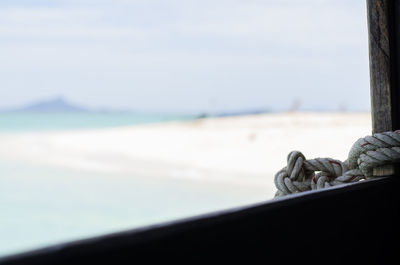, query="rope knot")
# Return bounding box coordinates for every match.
[274,130,400,197]
[274,151,313,197]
